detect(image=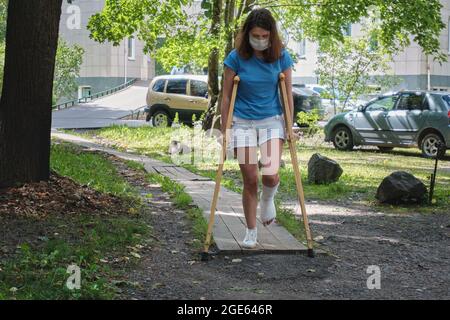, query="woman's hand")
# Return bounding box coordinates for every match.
[285,127,300,142]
